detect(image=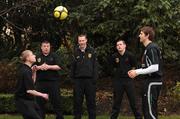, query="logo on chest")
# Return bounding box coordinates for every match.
[76,56,80,59]
[115,58,119,63]
[37,58,41,63]
[125,58,129,64]
[49,57,54,61]
[88,53,92,58]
